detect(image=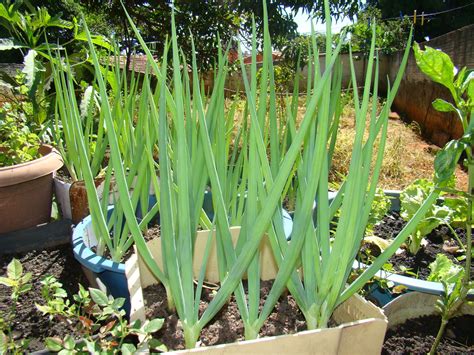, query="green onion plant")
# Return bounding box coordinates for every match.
[51,44,161,262]
[51,0,449,349]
